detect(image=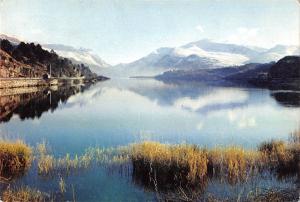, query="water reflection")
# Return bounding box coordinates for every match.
[1,79,299,149]
[271,91,300,107]
[0,84,92,123]
[131,170,299,201]
[0,79,299,201]
[1,79,298,125]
